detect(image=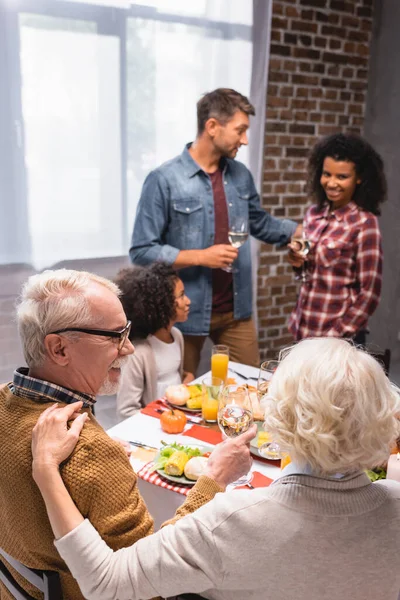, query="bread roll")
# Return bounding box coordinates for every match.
[184,456,209,481]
